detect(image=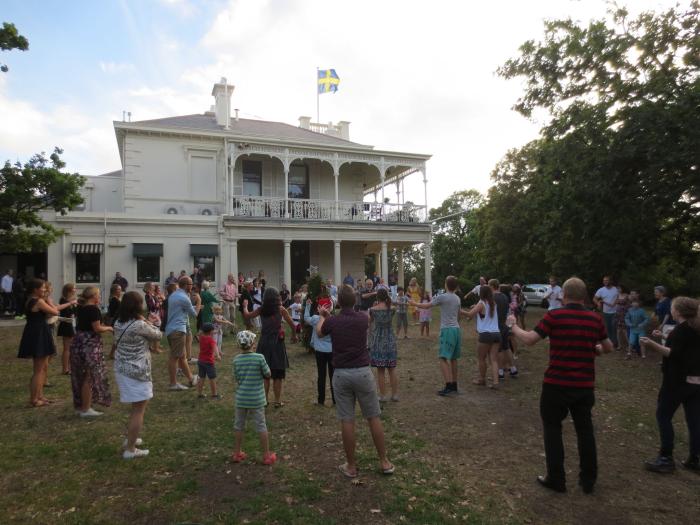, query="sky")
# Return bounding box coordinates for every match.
[0,0,682,209]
